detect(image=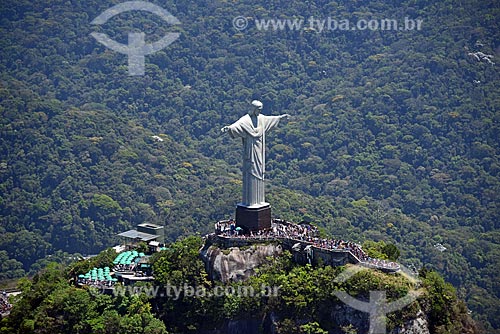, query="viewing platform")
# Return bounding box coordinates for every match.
[208,219,400,273]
